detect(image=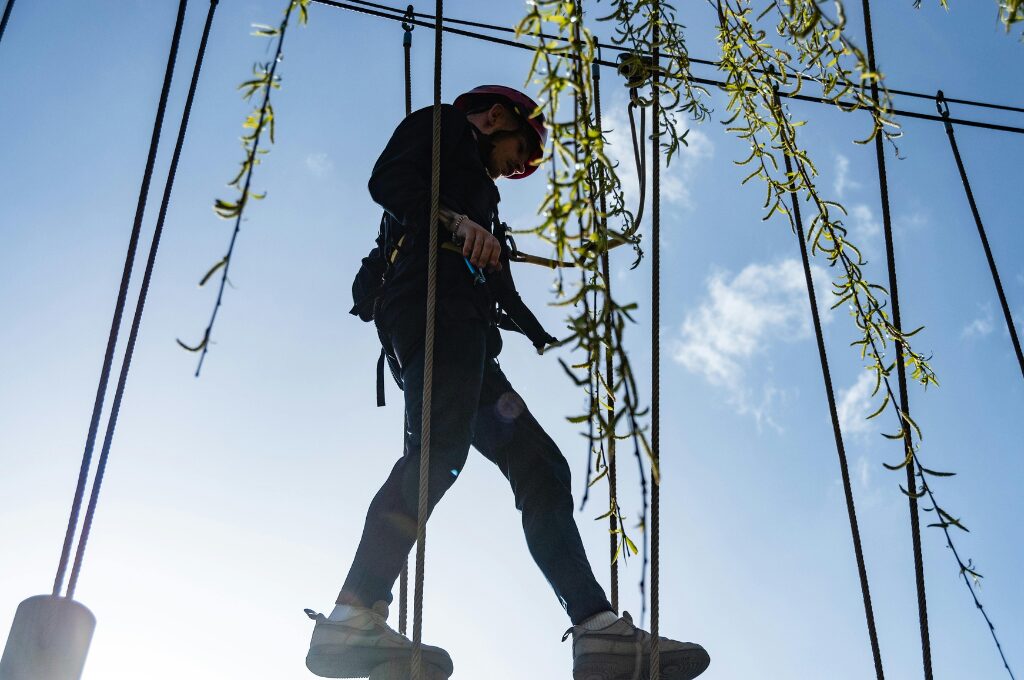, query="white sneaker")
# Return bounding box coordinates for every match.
[565,611,710,680]
[305,602,453,678]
